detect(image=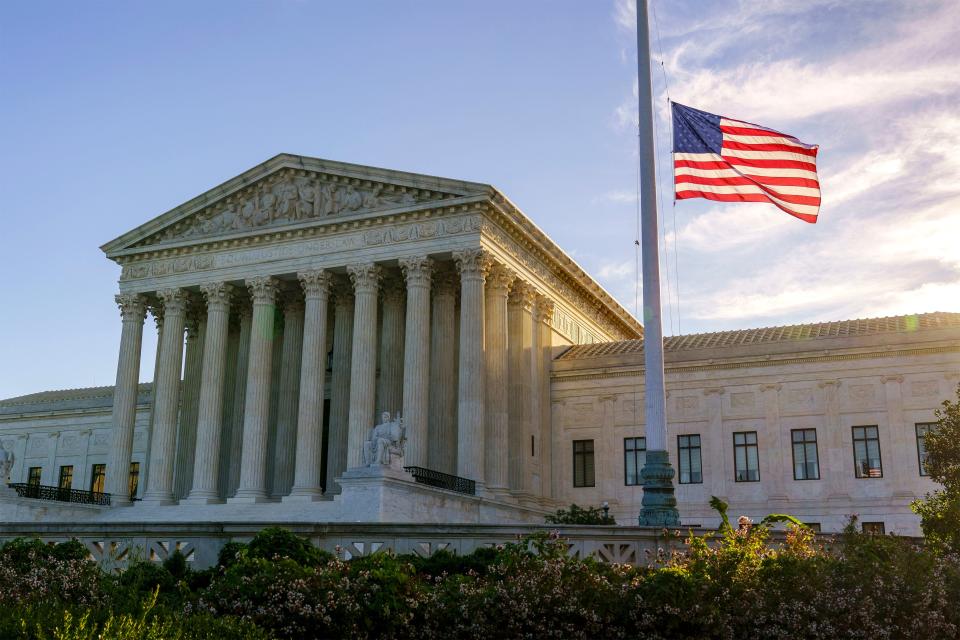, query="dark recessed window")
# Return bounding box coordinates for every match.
[852,426,882,478]
[27,467,42,487]
[573,440,595,488]
[792,429,820,480]
[58,465,74,490]
[734,431,760,482]
[916,423,935,477]
[624,437,646,486]
[804,522,822,533]
[89,464,106,494]
[678,434,702,484]
[862,521,885,535]
[129,462,141,499]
